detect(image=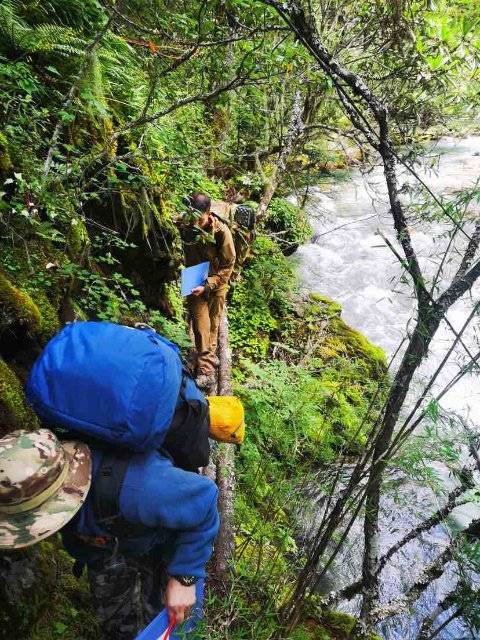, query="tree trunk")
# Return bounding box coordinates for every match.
[361,308,442,619]
[210,312,236,590]
[256,89,304,221]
